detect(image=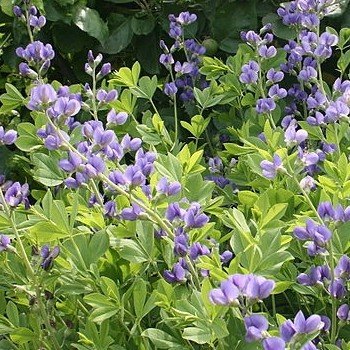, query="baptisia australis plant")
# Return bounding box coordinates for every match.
[4,0,350,349]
